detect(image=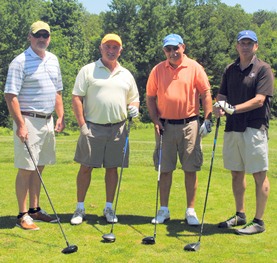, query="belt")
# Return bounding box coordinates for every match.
[160,116,198,125]
[21,111,52,119]
[90,120,125,127]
